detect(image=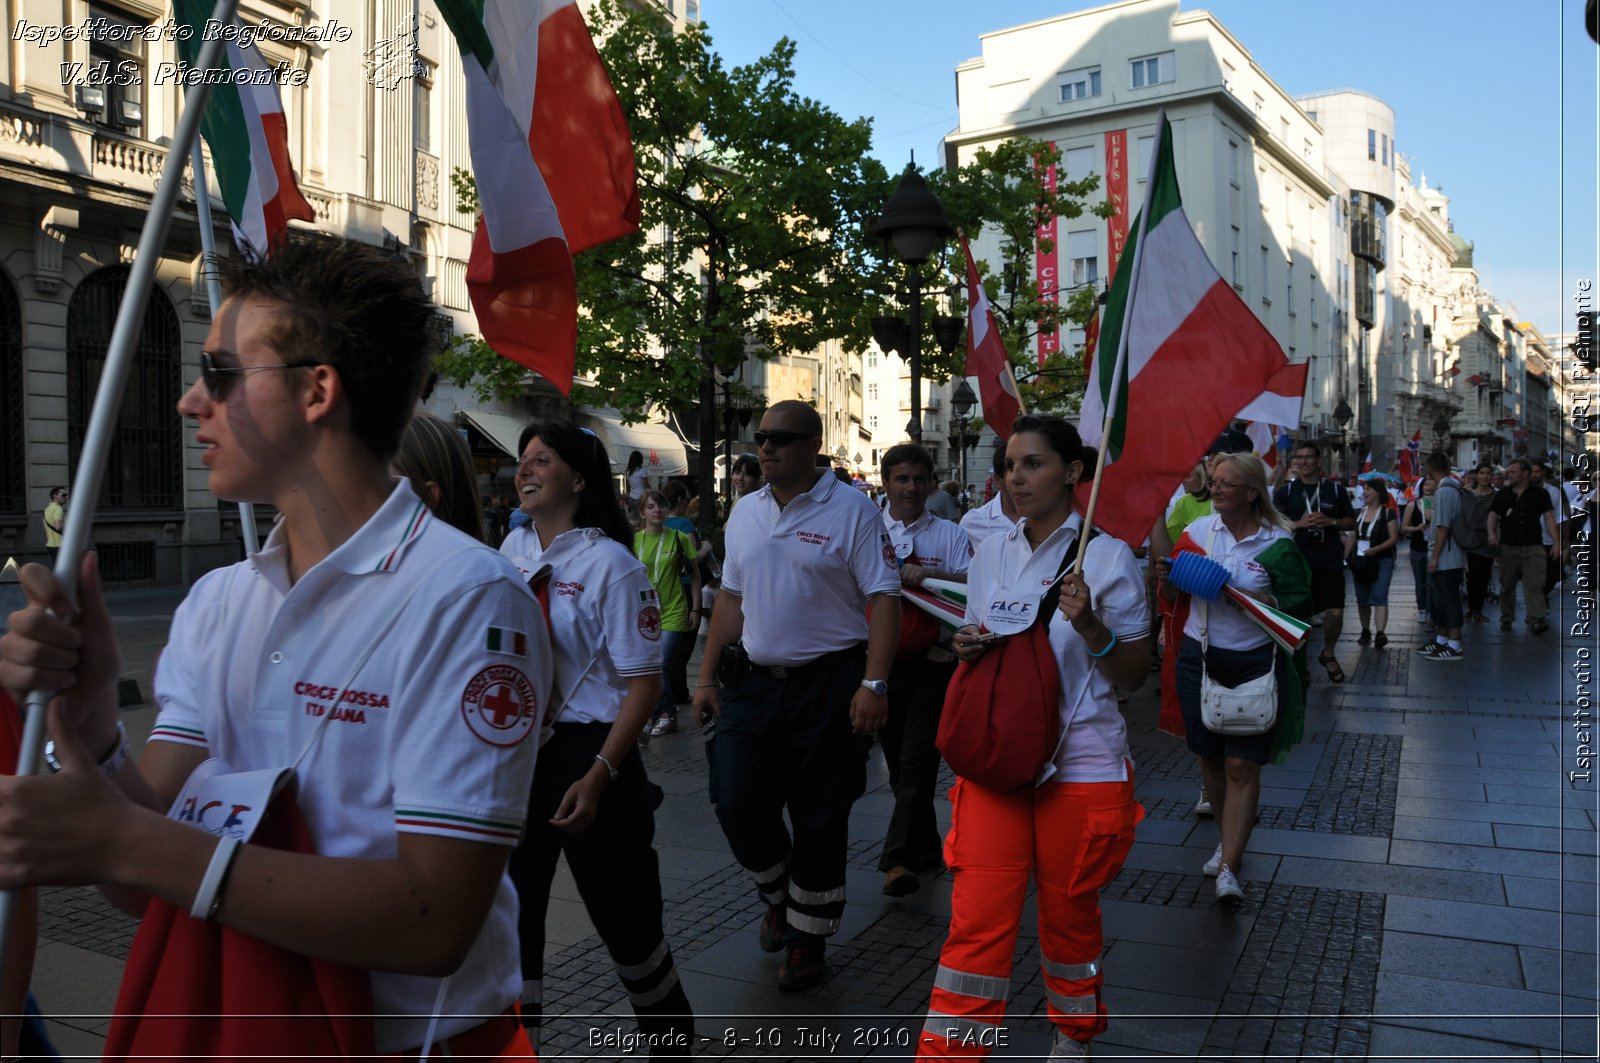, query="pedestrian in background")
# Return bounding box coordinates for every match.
[1531,459,1566,597]
[1400,478,1436,627]
[635,489,701,738]
[920,415,1150,1061]
[1463,464,1498,622]
[501,421,694,1055]
[395,411,487,542]
[41,487,65,565]
[1421,451,1468,660]
[959,445,1018,548]
[1273,442,1355,684]
[694,400,901,991]
[1348,478,1400,647]
[1487,457,1560,635]
[874,443,972,899]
